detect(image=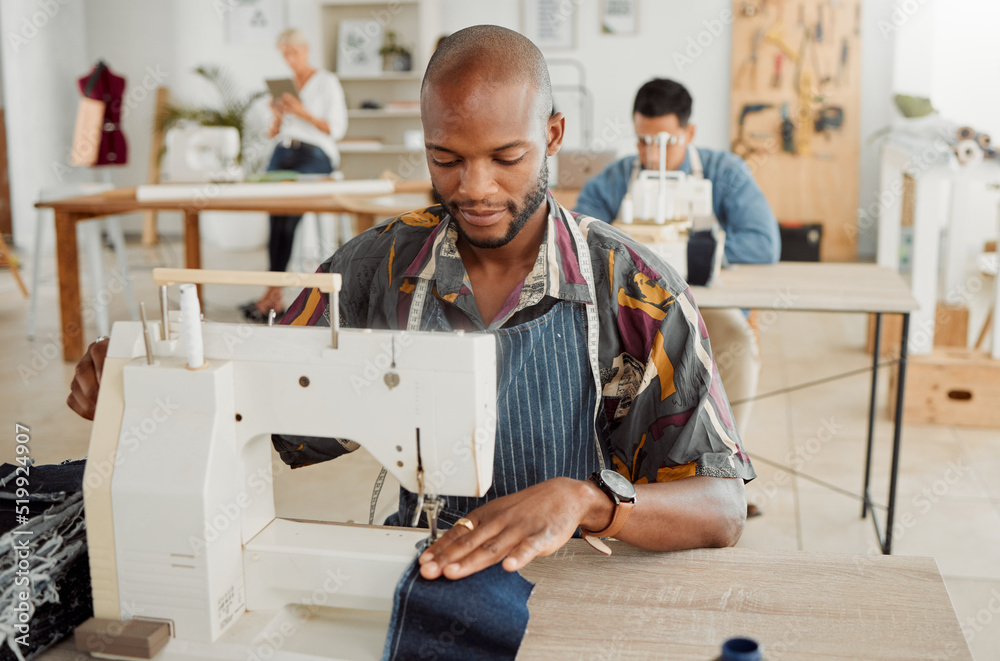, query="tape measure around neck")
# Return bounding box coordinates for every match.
[405,213,606,472]
[560,205,607,472]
